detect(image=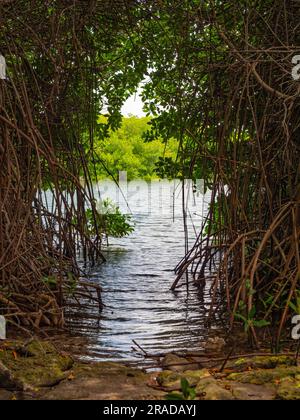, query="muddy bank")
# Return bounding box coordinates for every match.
[0,339,299,400]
